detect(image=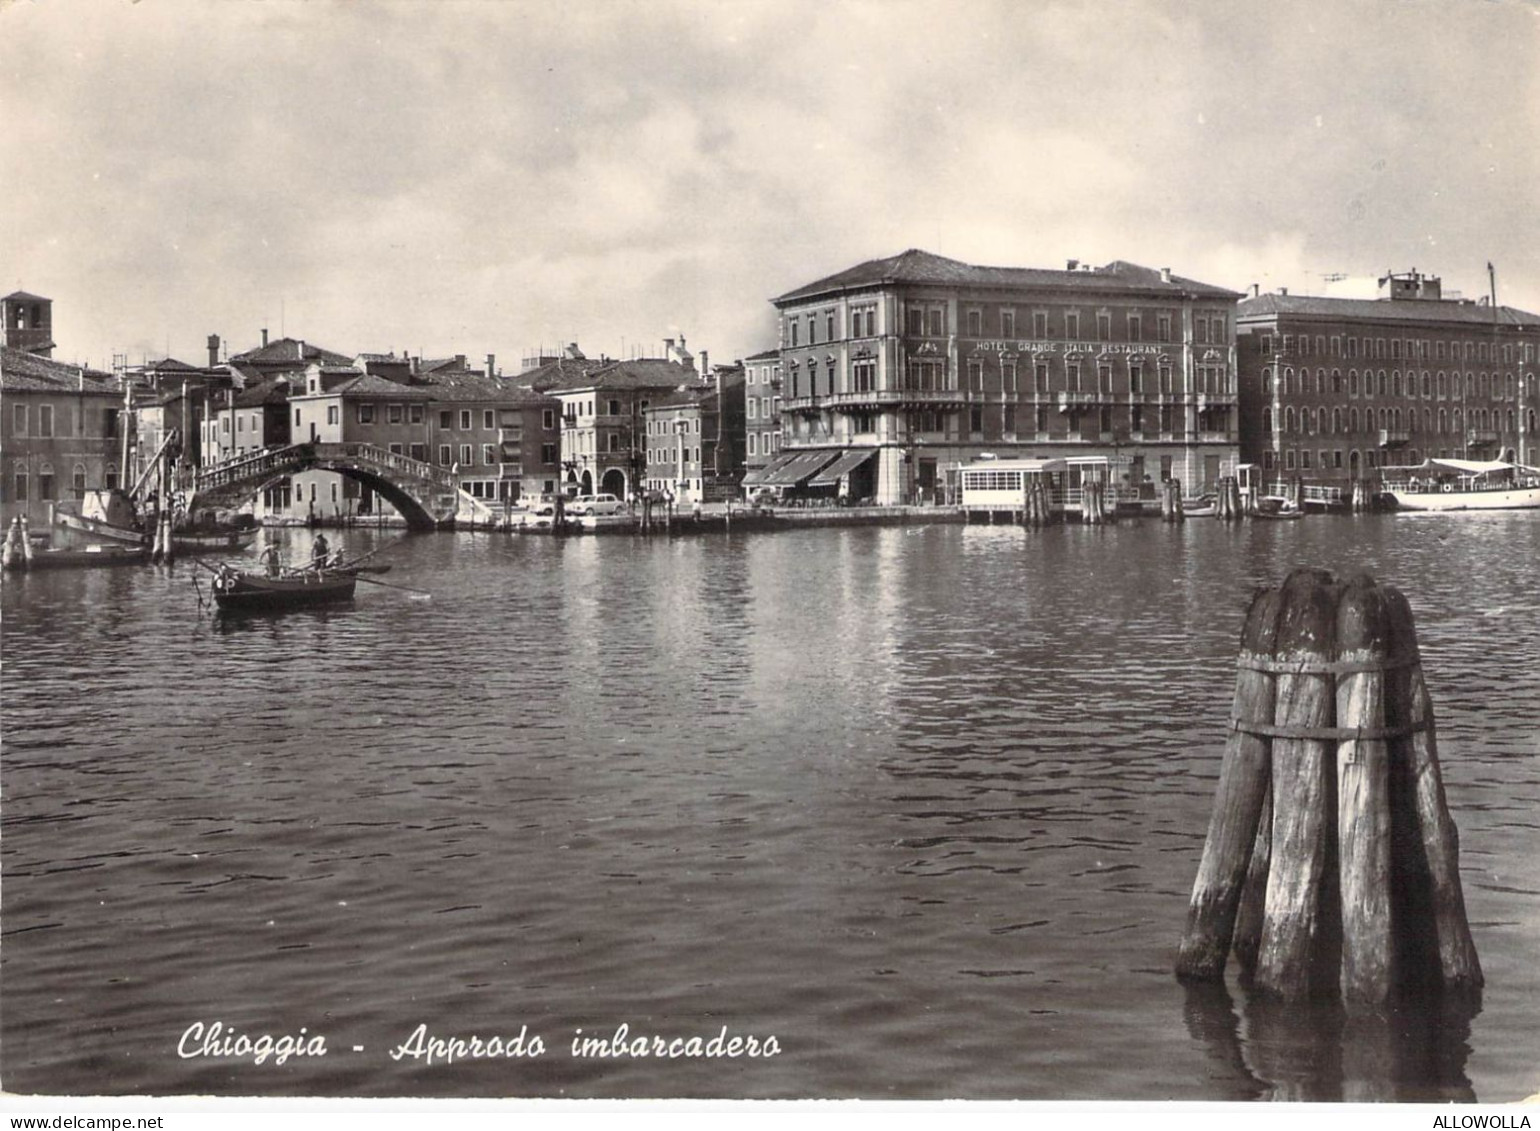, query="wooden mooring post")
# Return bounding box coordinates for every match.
[1177,567,1482,1006]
